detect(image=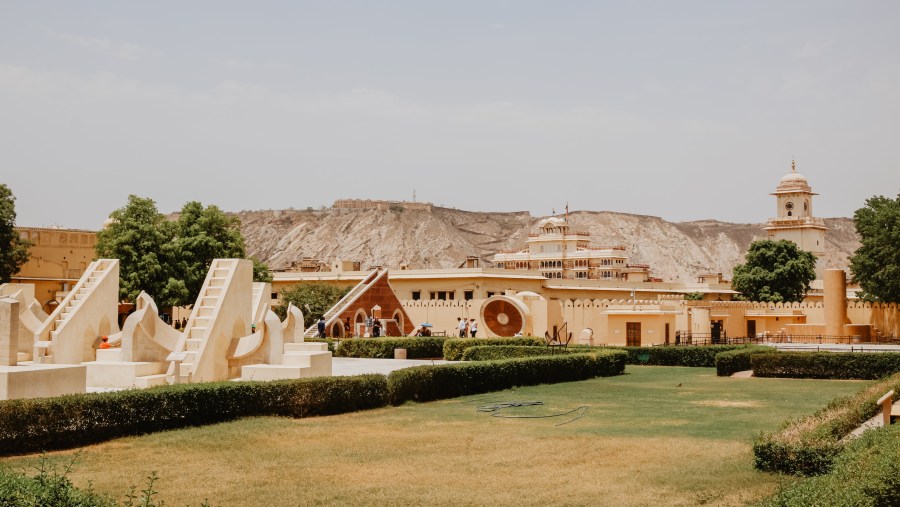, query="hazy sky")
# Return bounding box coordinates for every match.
[2,1,898,229]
